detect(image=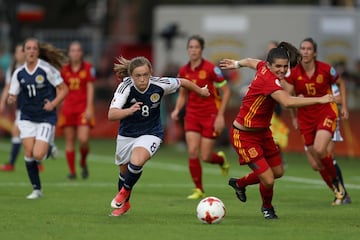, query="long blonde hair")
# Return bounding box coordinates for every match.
[24,38,66,70]
[114,56,152,78]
